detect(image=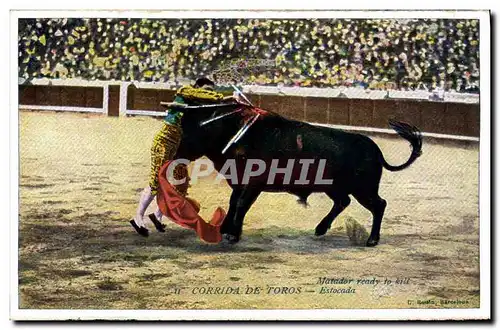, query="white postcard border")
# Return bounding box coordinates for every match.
[9,9,491,321]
